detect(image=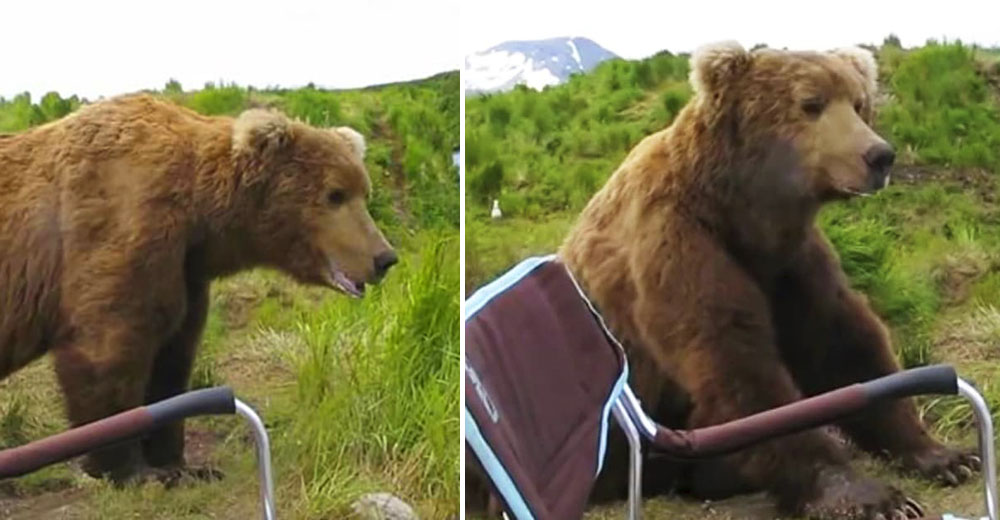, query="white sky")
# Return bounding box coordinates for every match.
[462,0,1000,58]
[1,0,460,100]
